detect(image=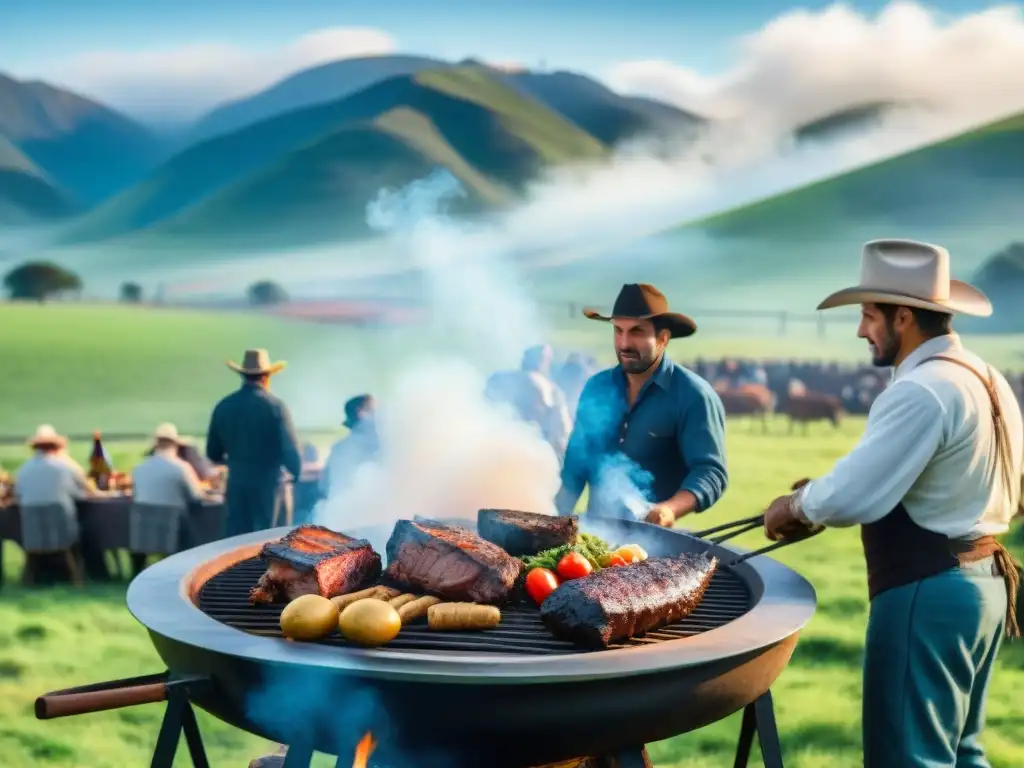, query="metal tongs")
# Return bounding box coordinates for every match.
[690,513,823,567]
